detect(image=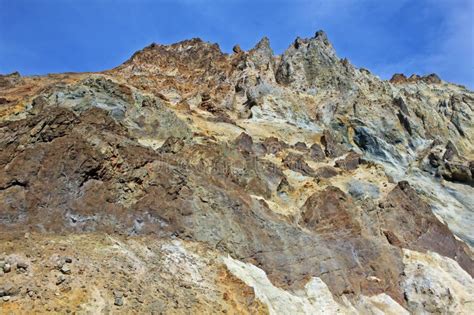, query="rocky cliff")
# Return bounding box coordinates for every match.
[0,31,473,314]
